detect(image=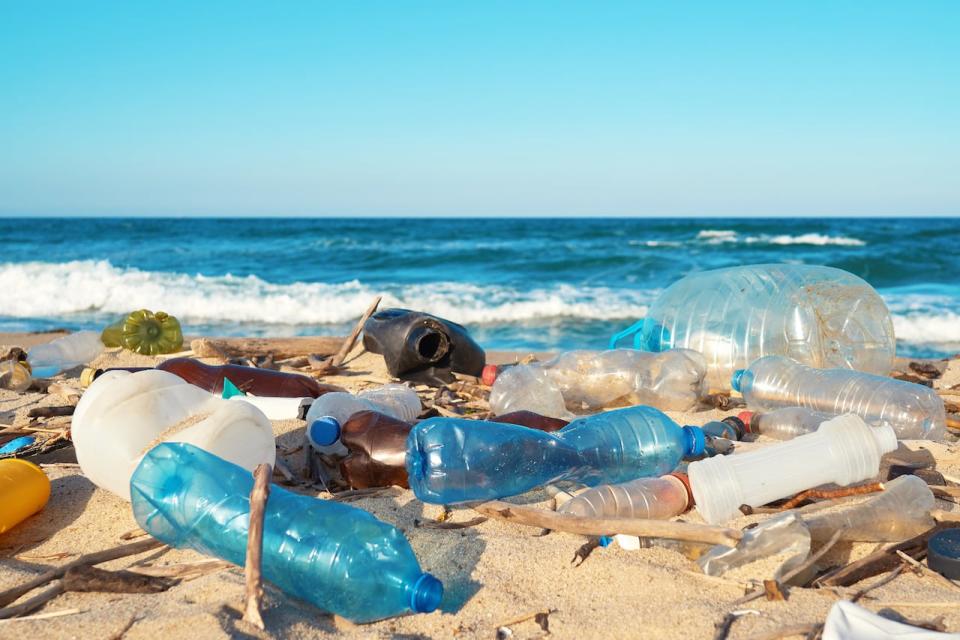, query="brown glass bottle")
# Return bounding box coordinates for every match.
[88,358,344,398]
[338,410,570,489]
